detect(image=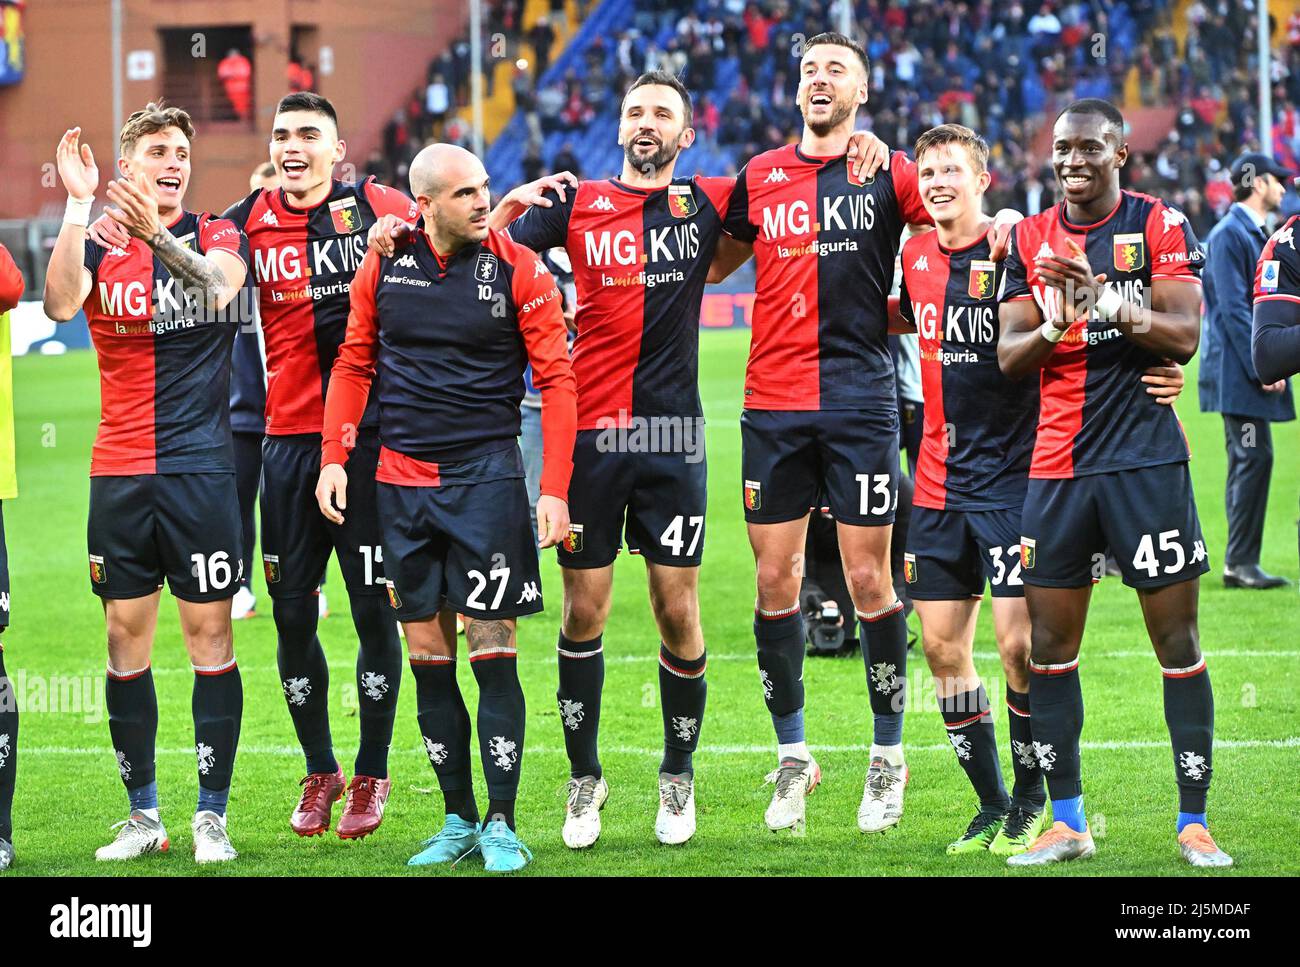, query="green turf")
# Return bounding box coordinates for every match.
[3,330,1297,876]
